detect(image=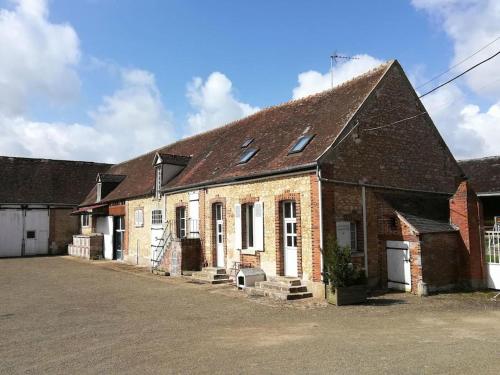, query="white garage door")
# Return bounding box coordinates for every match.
[0,208,49,257]
[0,209,24,257]
[24,209,49,256]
